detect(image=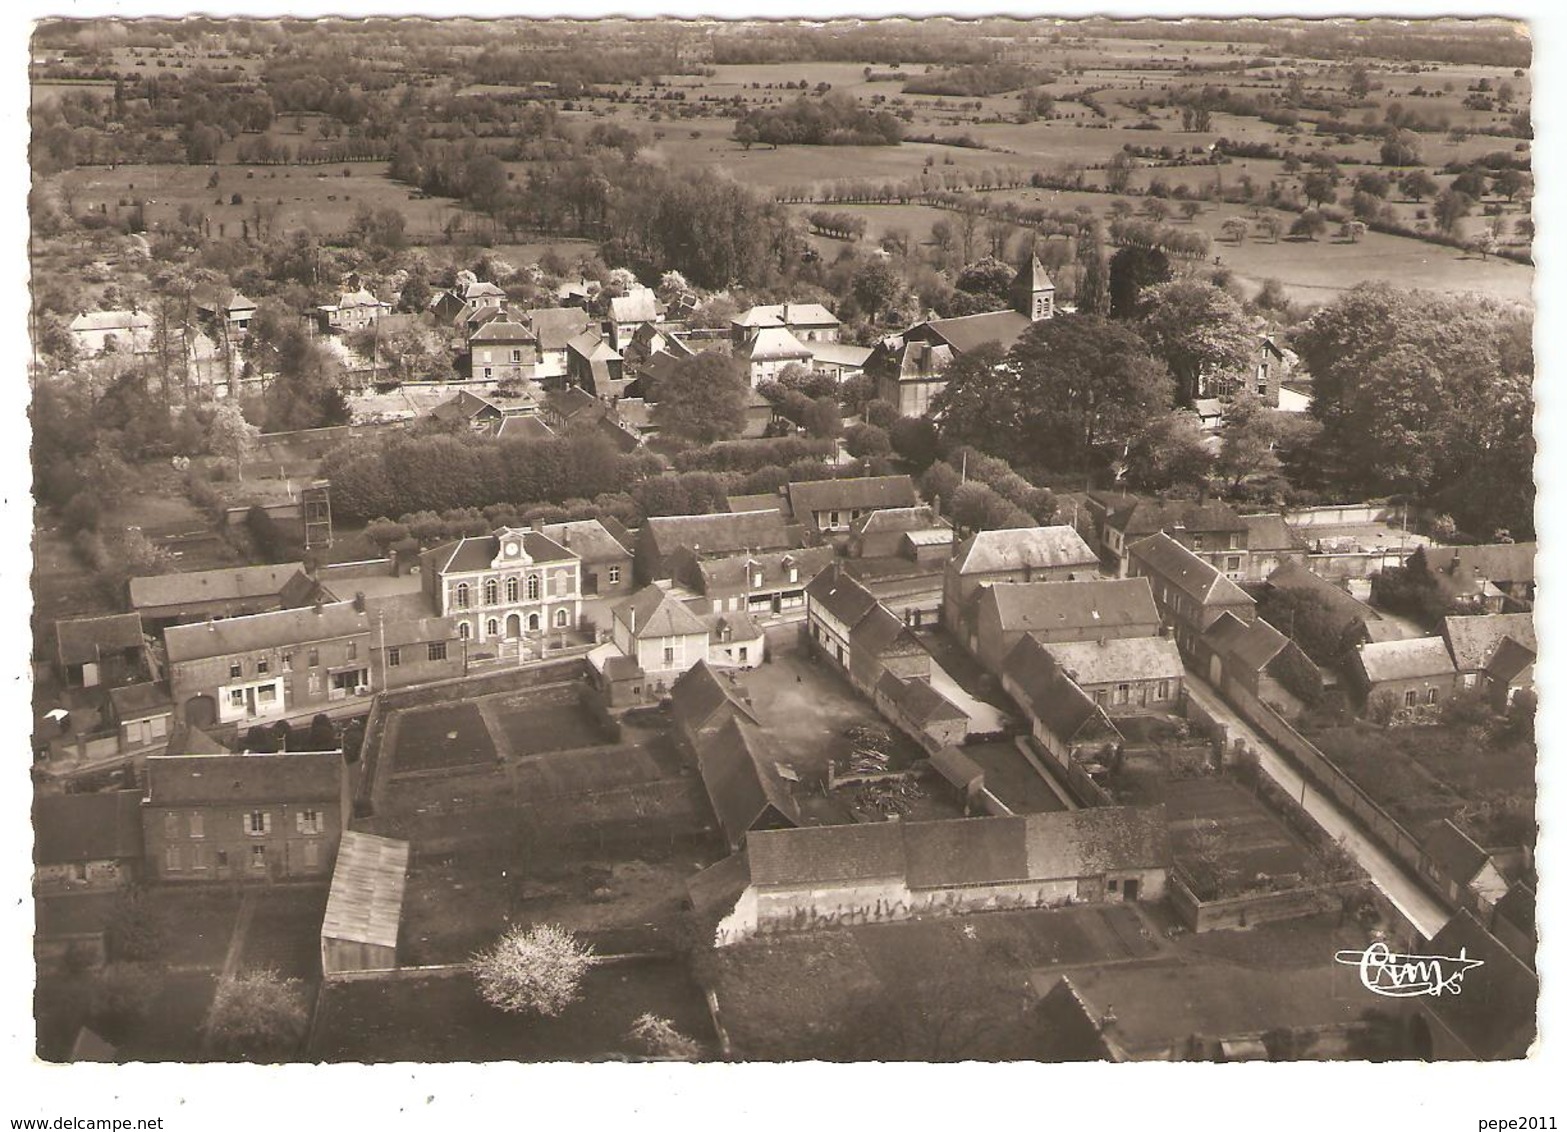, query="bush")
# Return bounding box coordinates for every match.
[206,969,309,1060]
[104,890,168,963]
[471,923,599,1017]
[91,962,164,1039]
